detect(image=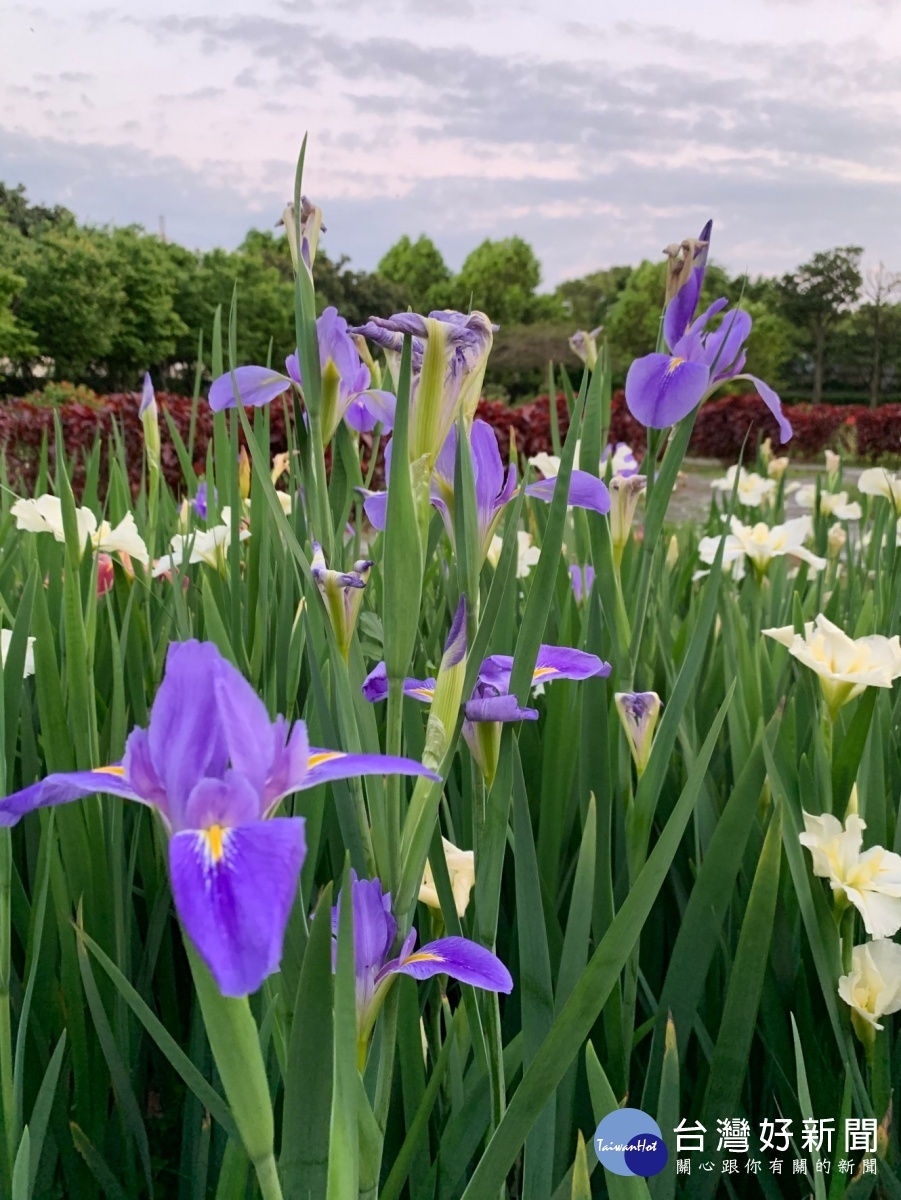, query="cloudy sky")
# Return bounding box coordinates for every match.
[2,0,901,286]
